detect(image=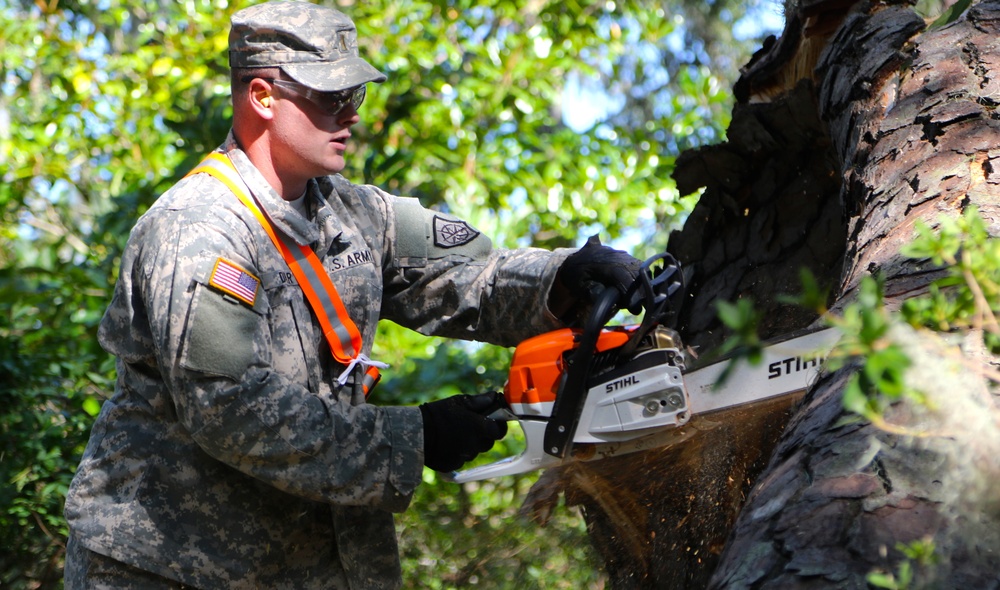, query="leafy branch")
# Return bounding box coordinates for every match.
[899,206,1000,353]
[827,207,1000,429]
[866,537,938,590]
